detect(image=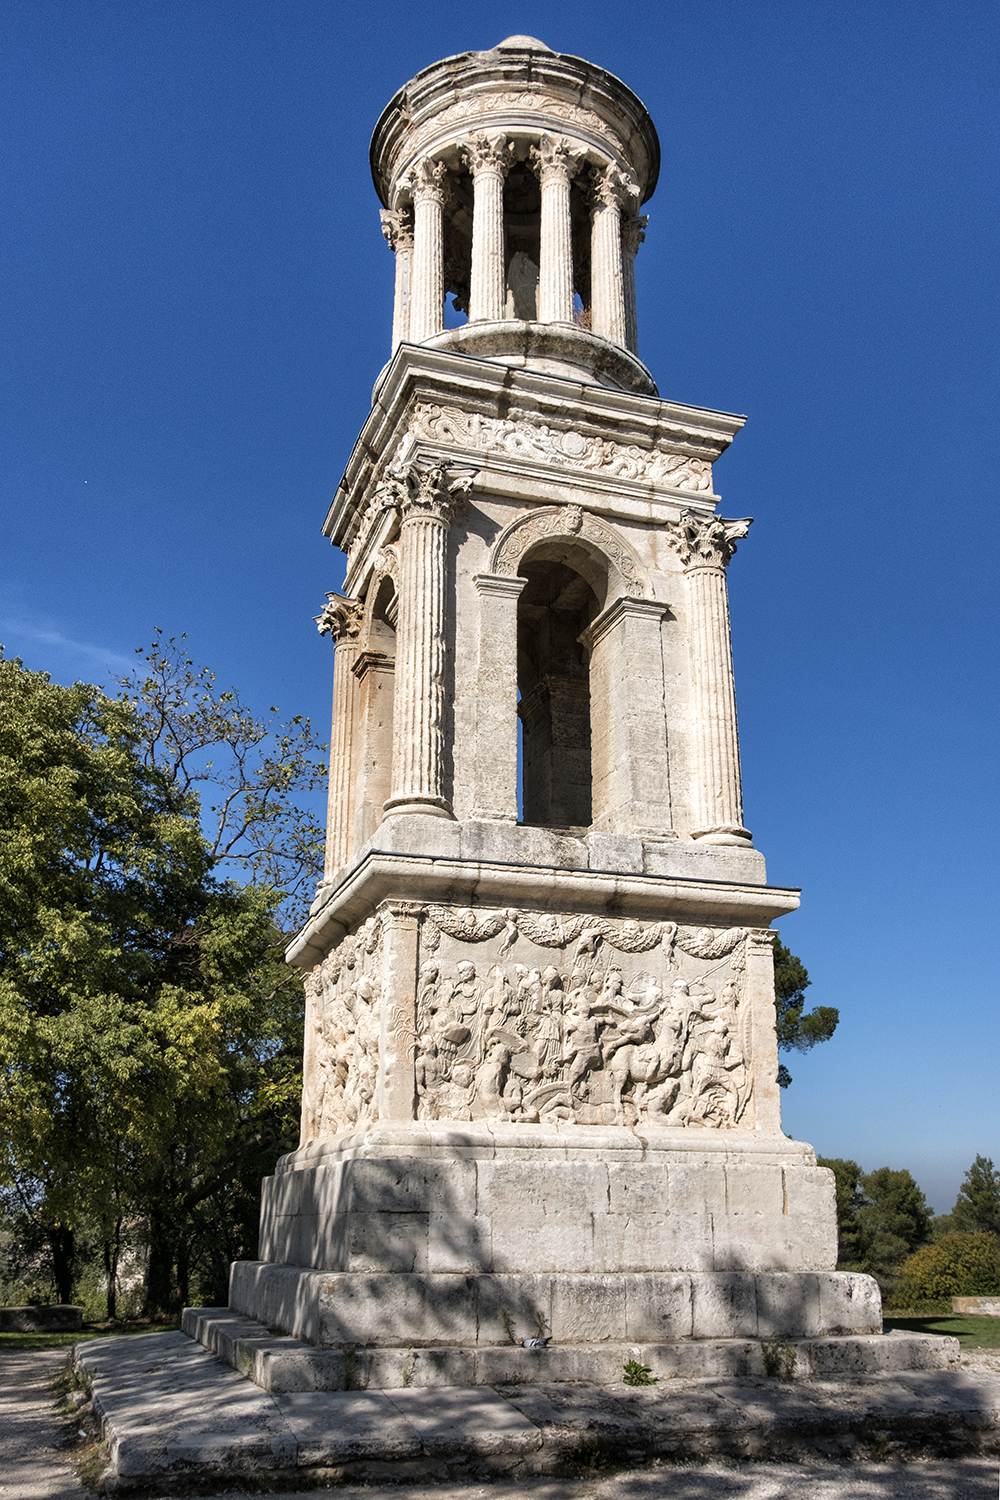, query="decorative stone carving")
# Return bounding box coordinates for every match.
[409,402,713,491]
[421,91,612,144]
[411,904,754,1129]
[307,913,384,1138]
[664,512,753,570]
[461,131,514,178]
[378,457,476,522]
[379,206,414,252]
[315,594,364,641]
[490,504,645,597]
